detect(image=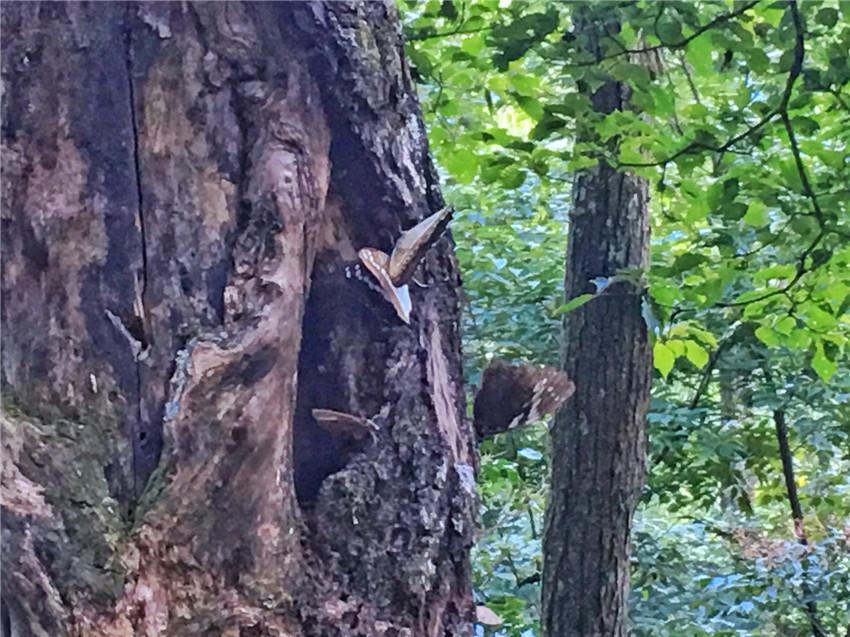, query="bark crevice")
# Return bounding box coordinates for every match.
[123,9,154,501]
